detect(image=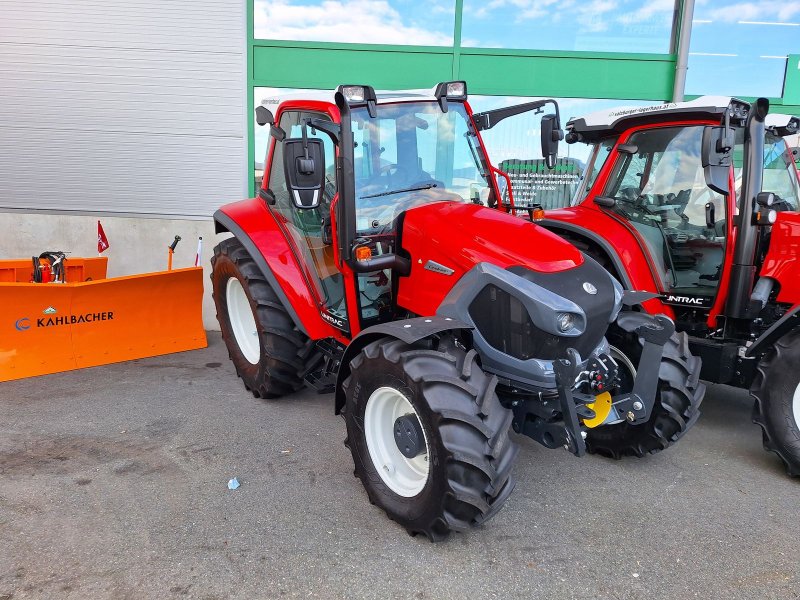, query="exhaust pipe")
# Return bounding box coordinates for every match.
[725,98,769,319]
